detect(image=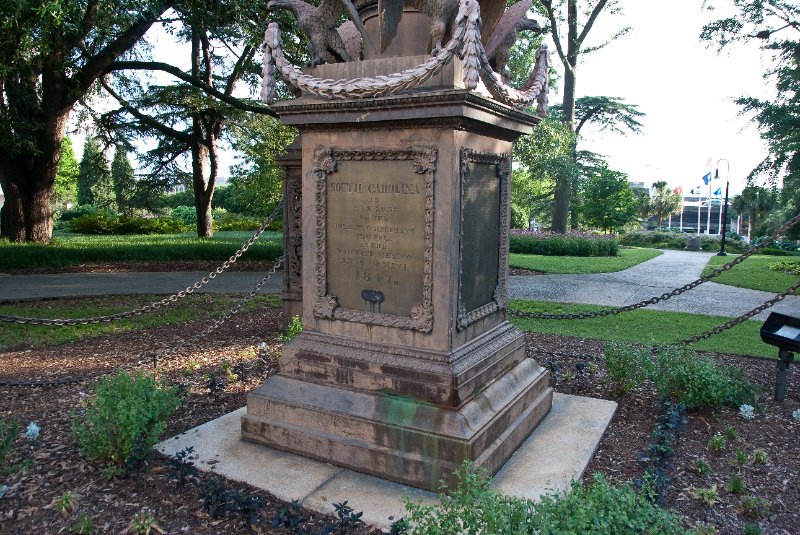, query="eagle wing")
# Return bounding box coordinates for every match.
[478,0,512,48]
[378,0,406,53]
